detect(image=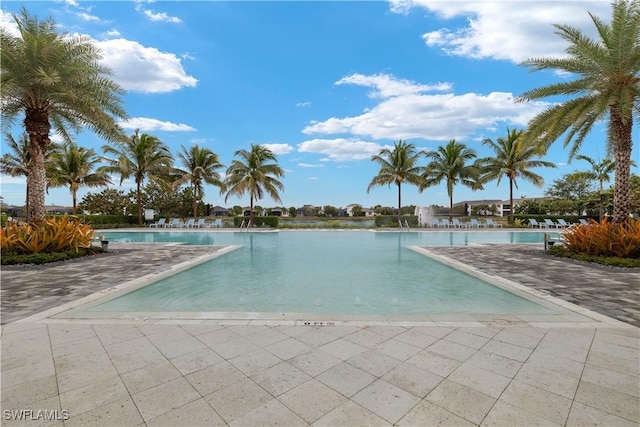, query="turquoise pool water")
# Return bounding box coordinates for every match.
[92,231,556,315]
